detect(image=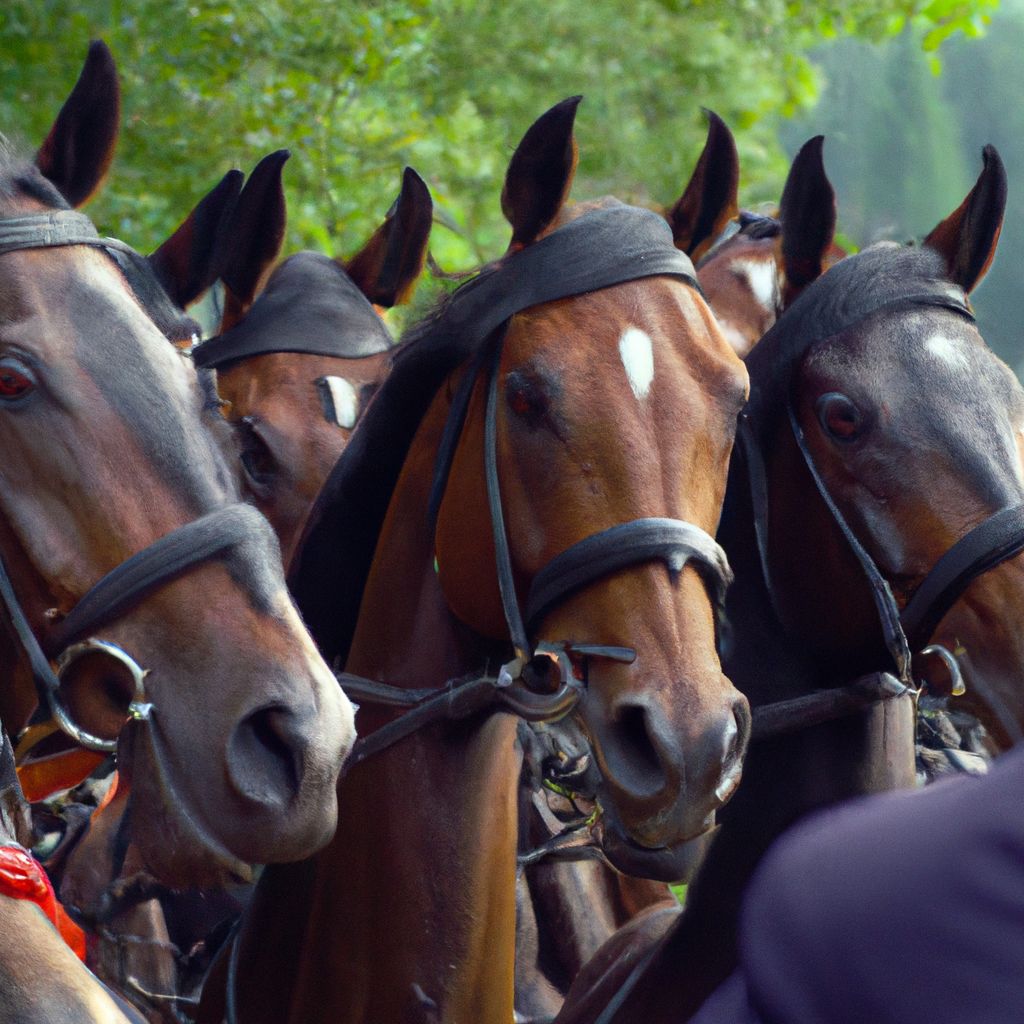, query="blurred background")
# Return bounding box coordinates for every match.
[1,0,1017,365]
